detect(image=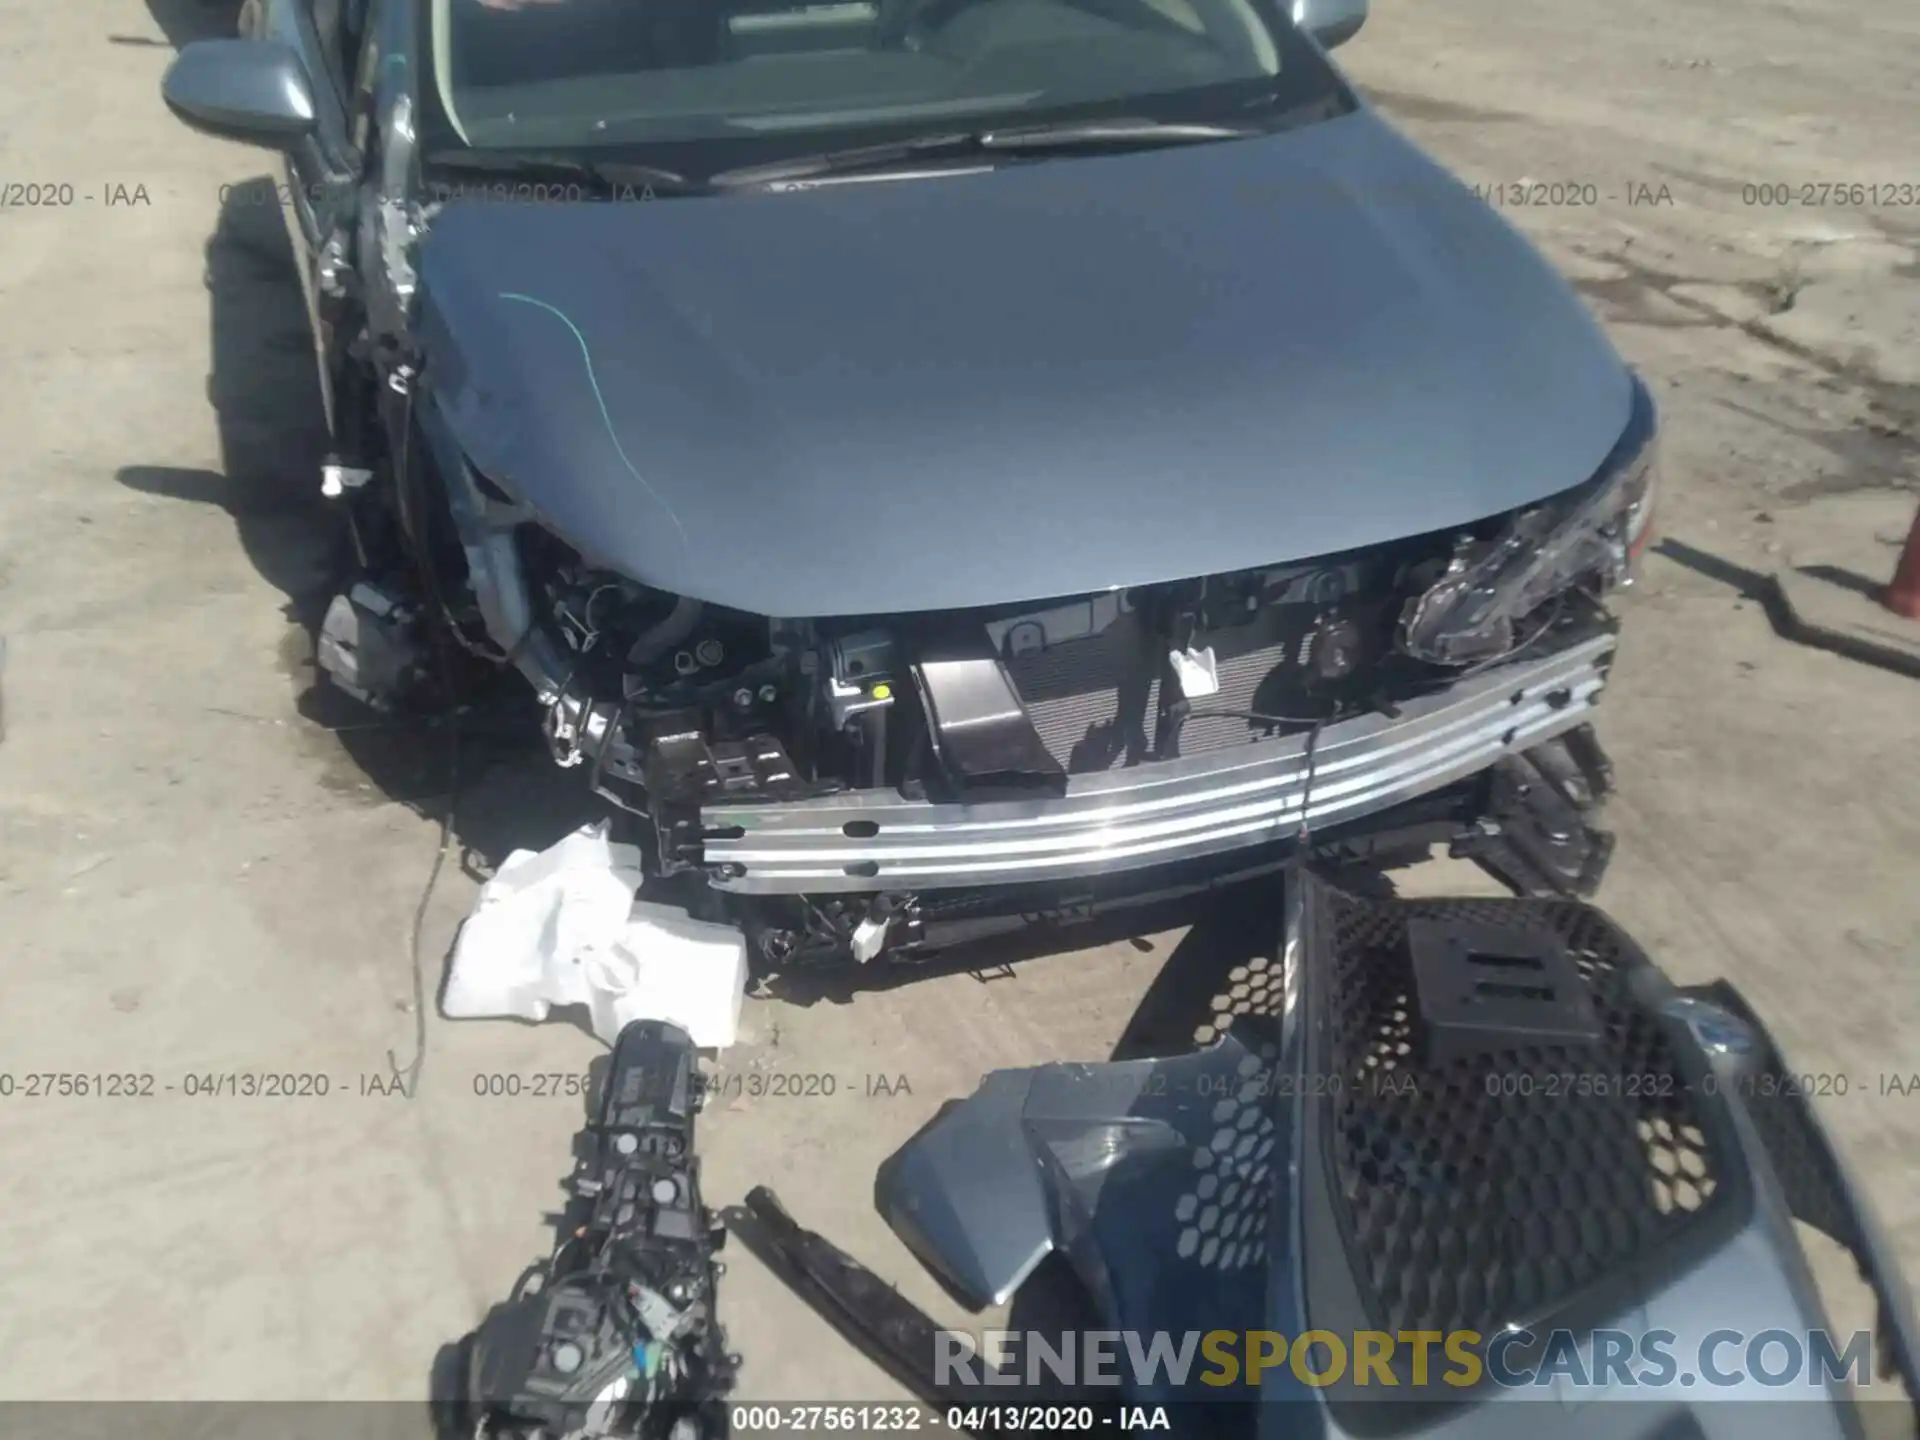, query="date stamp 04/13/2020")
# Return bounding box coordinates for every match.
[4,1067,1918,1103]
[0,1068,925,1101]
[730,1402,1173,1435]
